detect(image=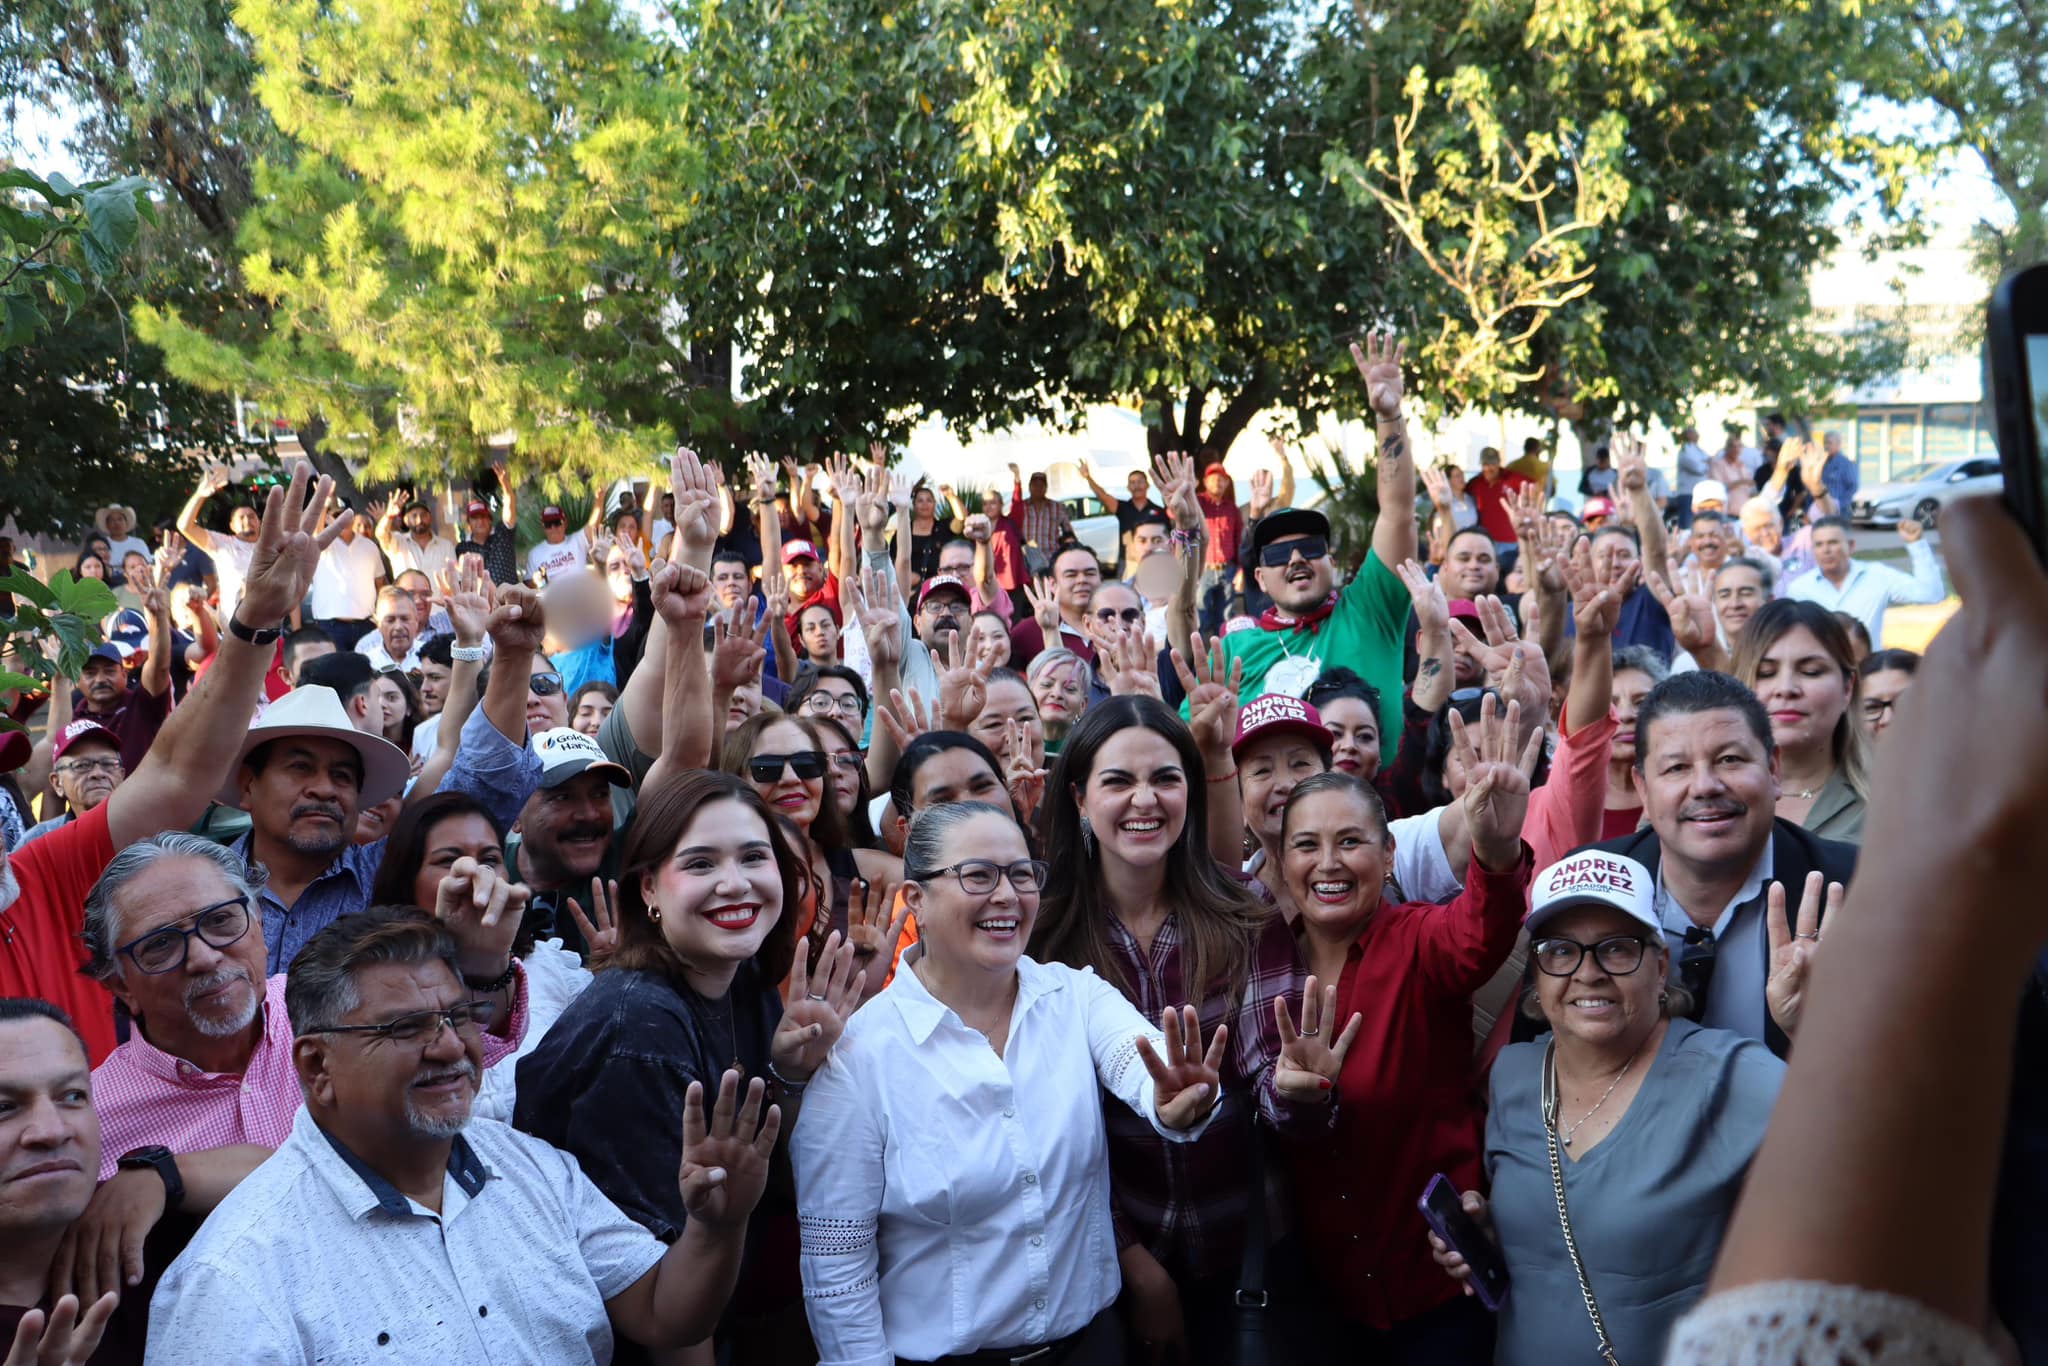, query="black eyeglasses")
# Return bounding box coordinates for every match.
[829,752,865,773]
[1677,925,1717,1007]
[1860,697,1897,722]
[801,692,864,718]
[116,895,254,975]
[56,756,123,776]
[1258,536,1328,568]
[529,672,564,697]
[914,859,1049,895]
[1531,934,1650,978]
[1092,606,1144,625]
[305,1000,497,1046]
[748,751,827,782]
